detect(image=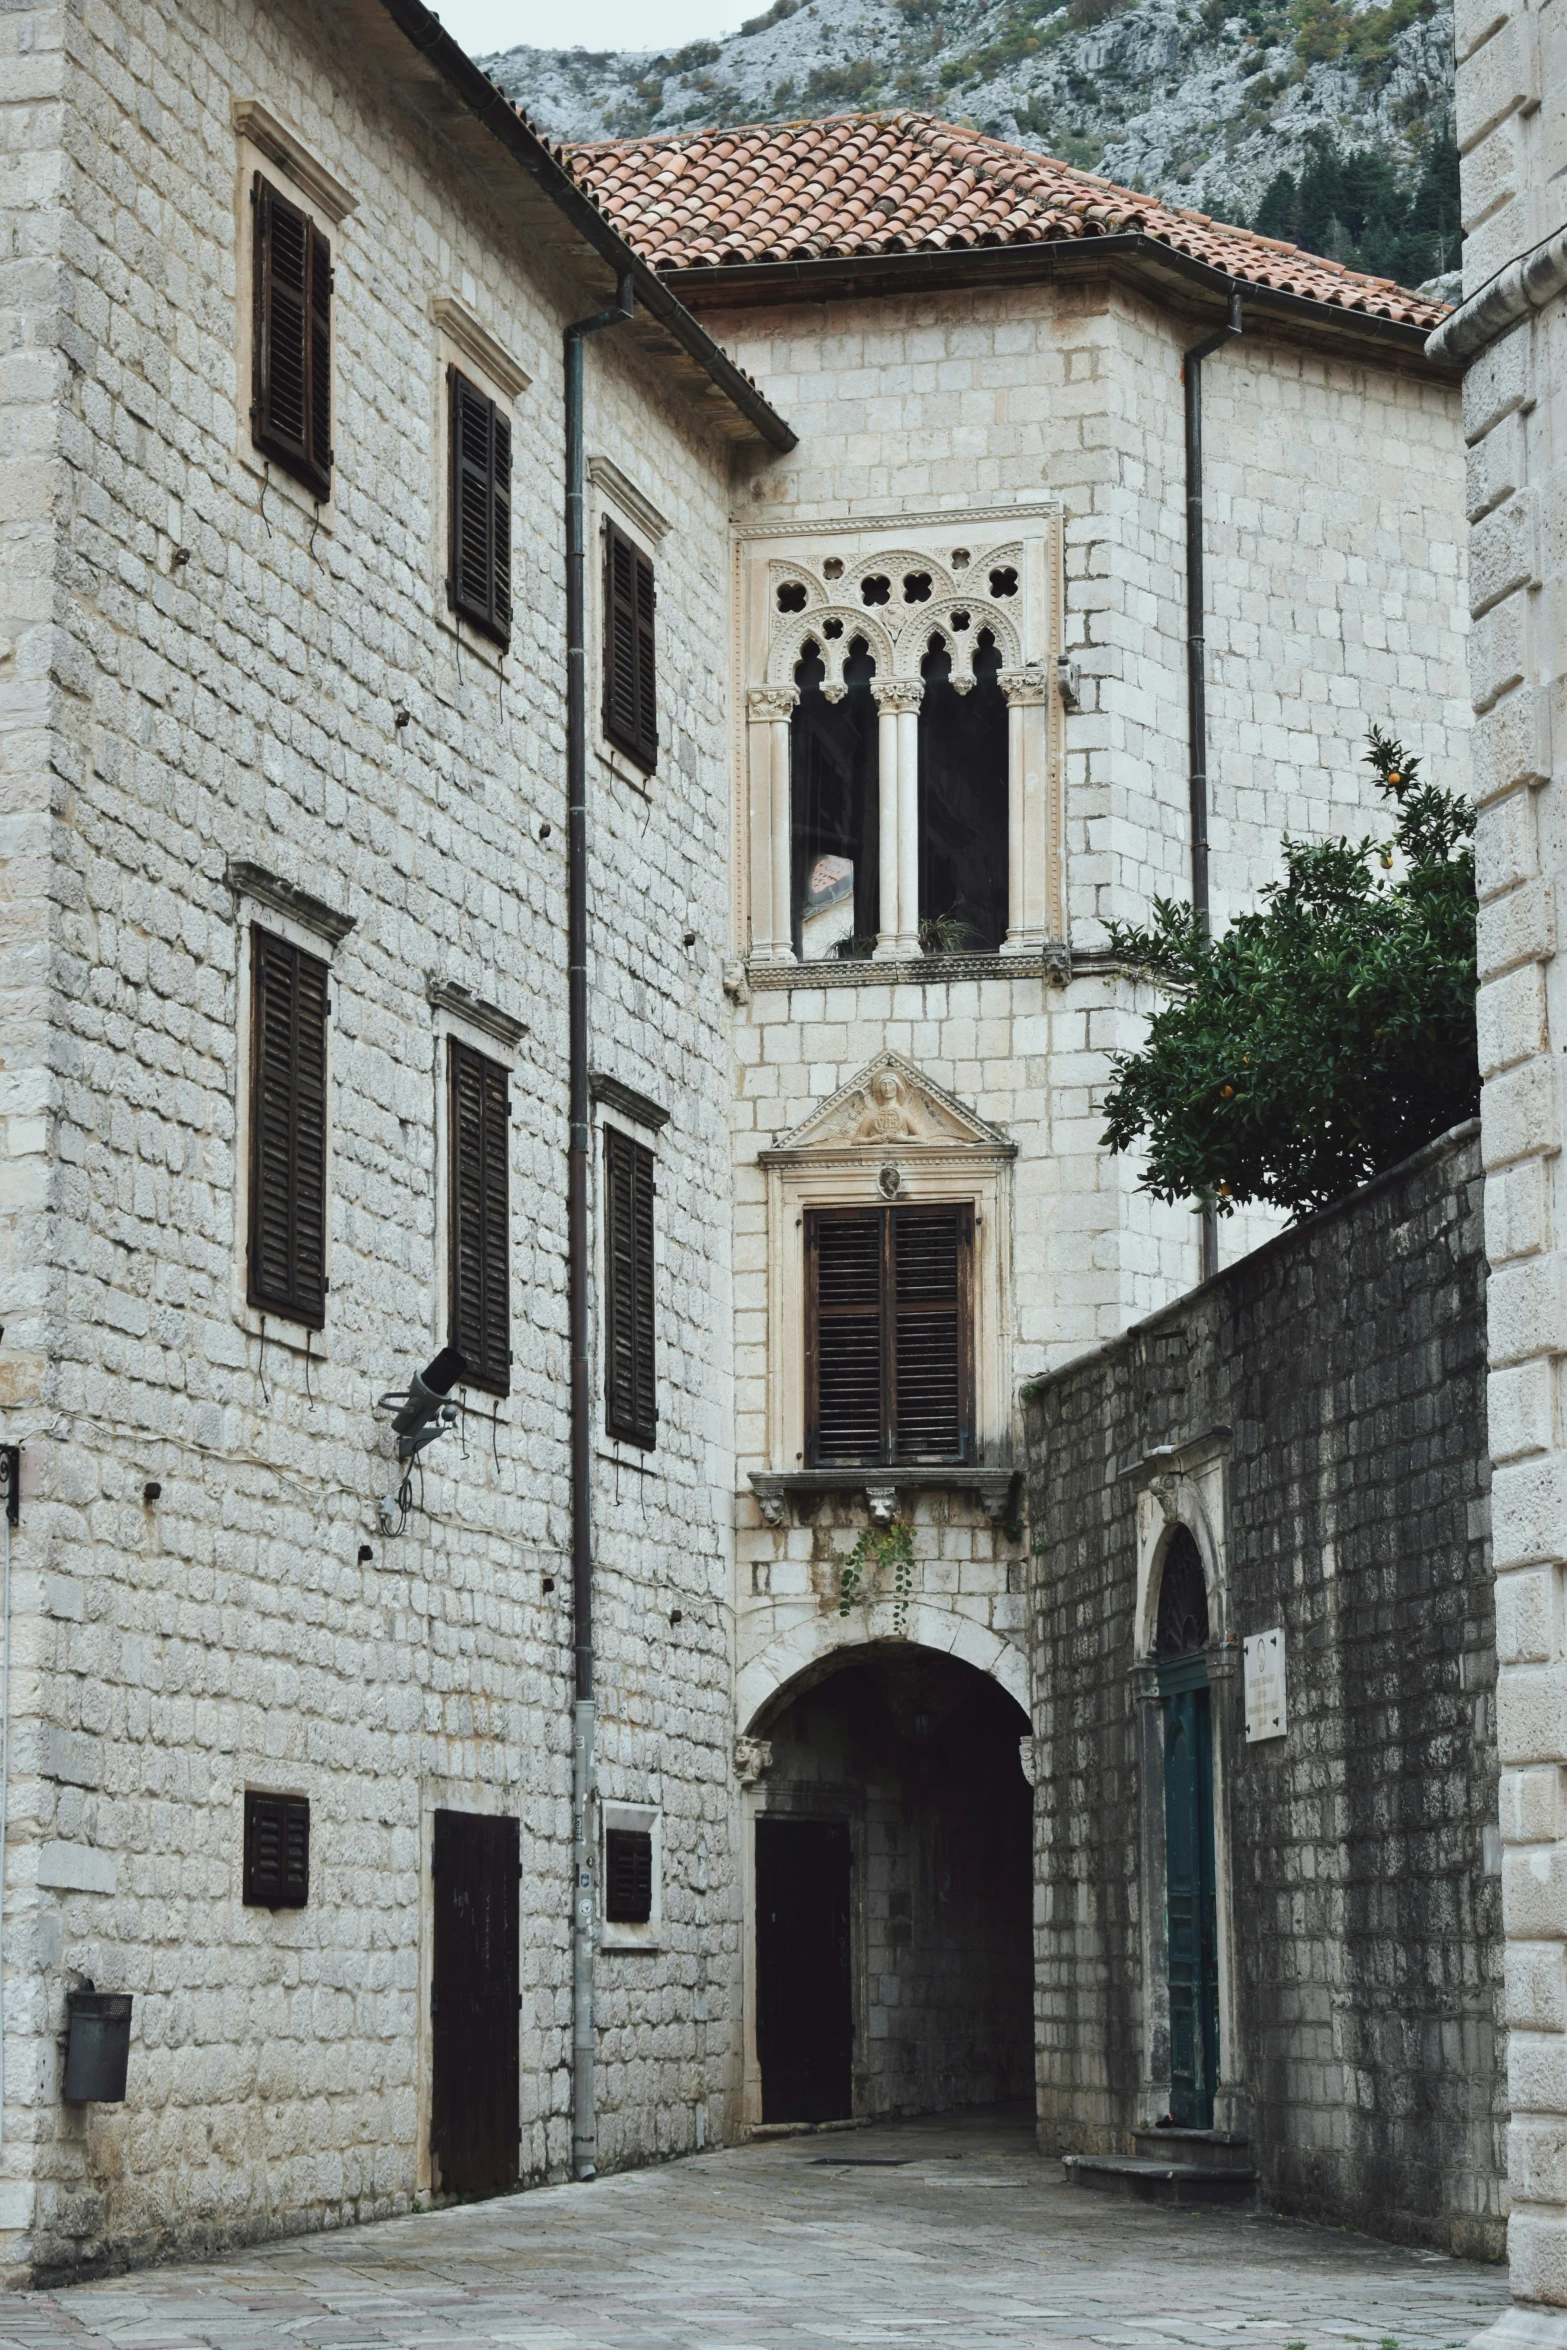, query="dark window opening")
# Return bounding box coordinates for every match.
[605,1827,654,1924]
[1155,1527,1210,1658]
[448,369,512,649]
[603,520,657,773]
[776,580,808,611]
[243,1791,309,1908]
[251,175,331,501]
[989,566,1019,597]
[860,574,891,605]
[919,629,1008,954]
[805,1202,973,1467]
[791,639,880,961]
